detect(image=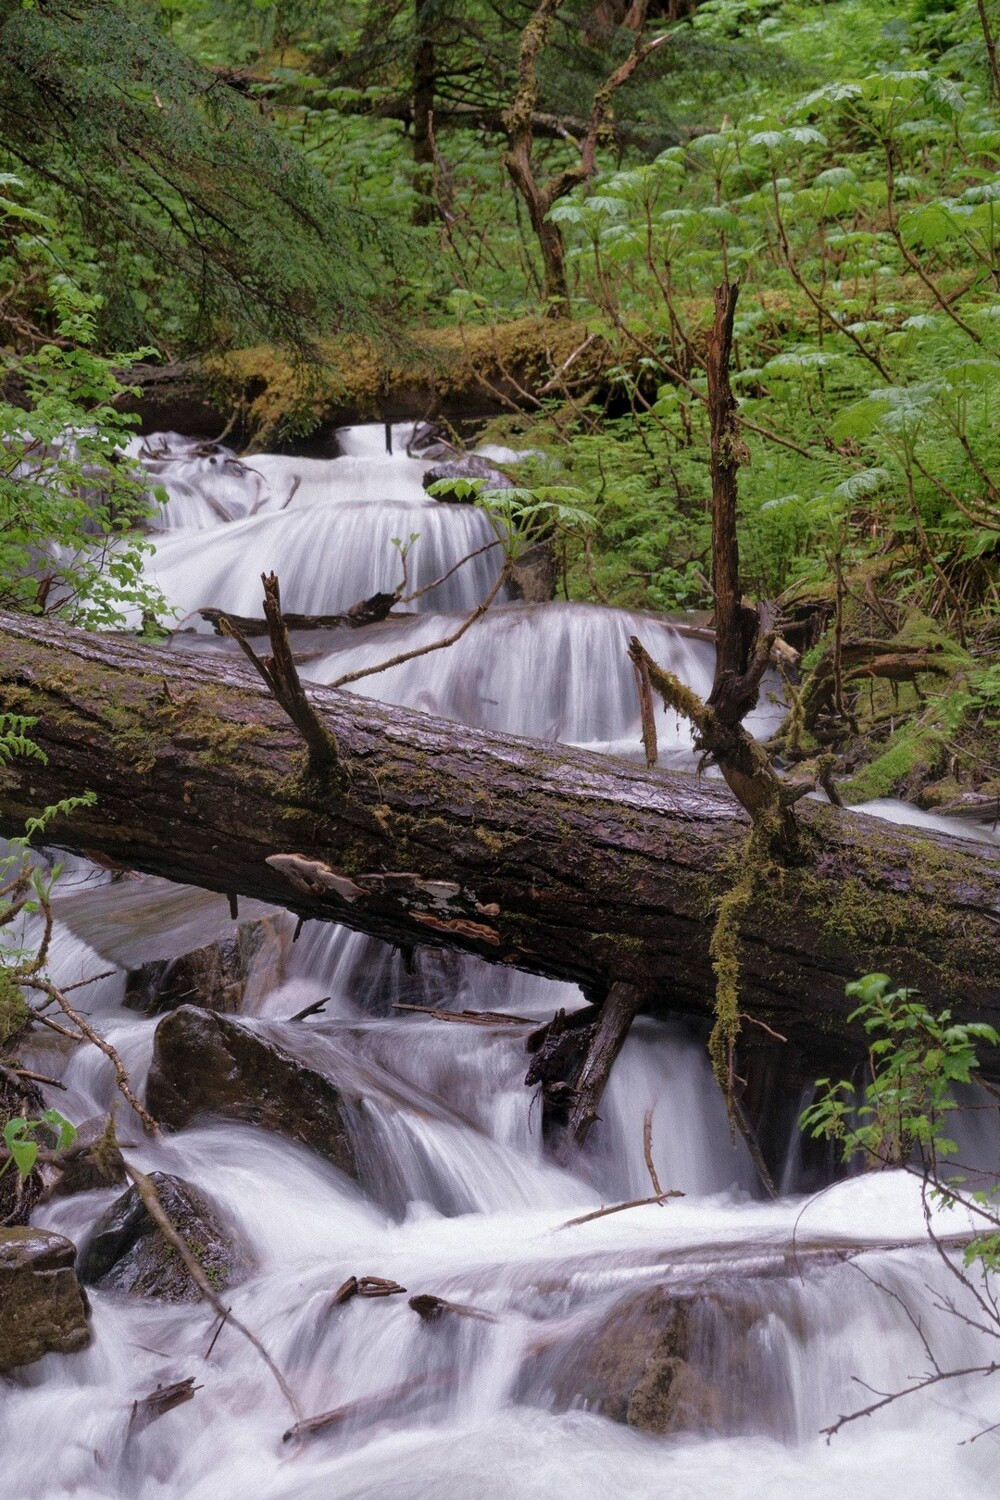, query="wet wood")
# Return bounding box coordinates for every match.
[129,1376,201,1430]
[554,981,645,1161]
[408,1293,497,1323]
[282,1373,453,1443]
[1,609,999,1067]
[392,1004,534,1026]
[558,1191,685,1229]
